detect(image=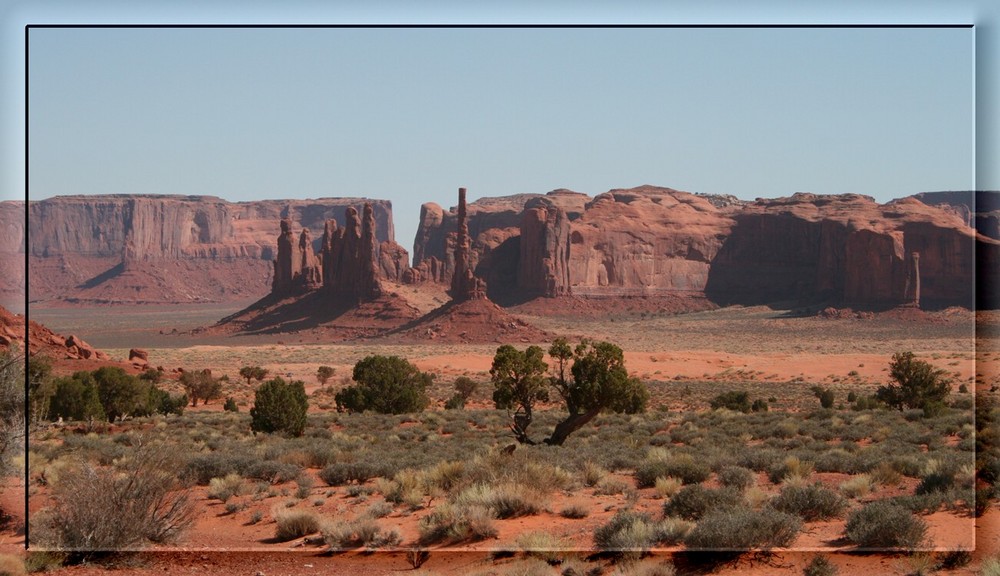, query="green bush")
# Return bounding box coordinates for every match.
[593,510,656,554]
[710,390,751,413]
[769,484,847,521]
[319,461,388,486]
[684,506,801,550]
[335,355,432,414]
[875,352,950,412]
[635,455,710,487]
[844,500,927,549]
[662,485,742,521]
[717,466,755,491]
[249,377,308,437]
[223,397,239,412]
